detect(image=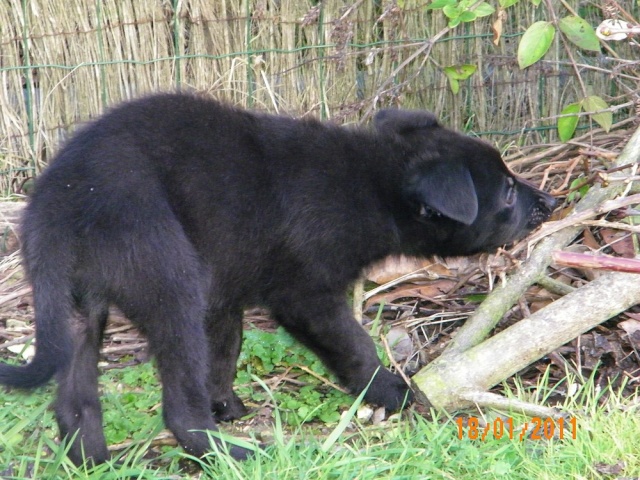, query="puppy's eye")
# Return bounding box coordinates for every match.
[505,178,517,206]
[419,204,442,220]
